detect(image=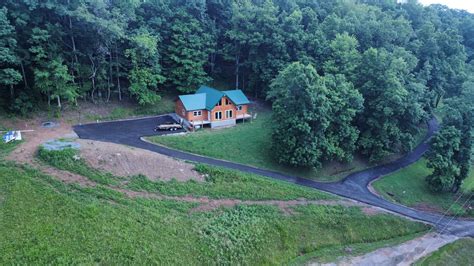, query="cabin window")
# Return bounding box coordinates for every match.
[193,111,202,116]
[215,111,222,120]
[225,98,230,105]
[226,110,233,118]
[236,105,243,111]
[216,99,222,106]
